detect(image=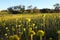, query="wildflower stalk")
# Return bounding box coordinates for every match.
[40,35,42,40]
[57,30,60,40]
[31,34,33,40]
[37,30,44,40]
